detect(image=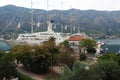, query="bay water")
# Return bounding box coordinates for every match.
[98,39,120,53]
[0,42,10,51]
